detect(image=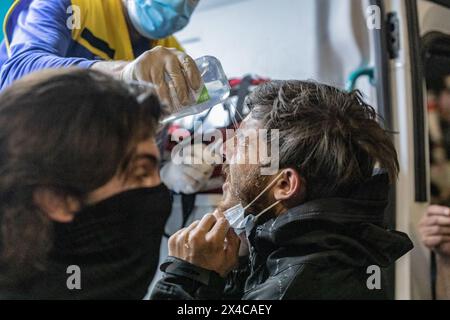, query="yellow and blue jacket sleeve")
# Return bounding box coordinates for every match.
[0,0,95,90]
